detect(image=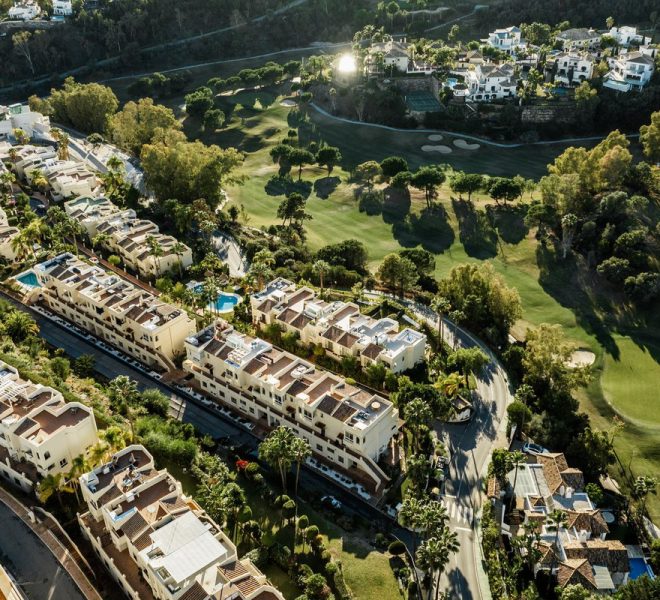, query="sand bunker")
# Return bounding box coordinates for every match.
[280,99,297,107]
[427,134,444,141]
[568,350,596,368]
[421,144,452,154]
[453,139,480,150]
